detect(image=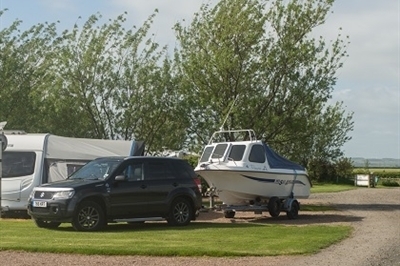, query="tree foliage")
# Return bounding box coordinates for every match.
[0,10,58,132]
[43,12,189,152]
[0,10,189,153]
[174,0,353,165]
[1,1,354,167]
[308,157,354,182]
